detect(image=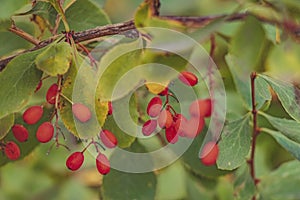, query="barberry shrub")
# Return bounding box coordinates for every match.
[0,0,300,200]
